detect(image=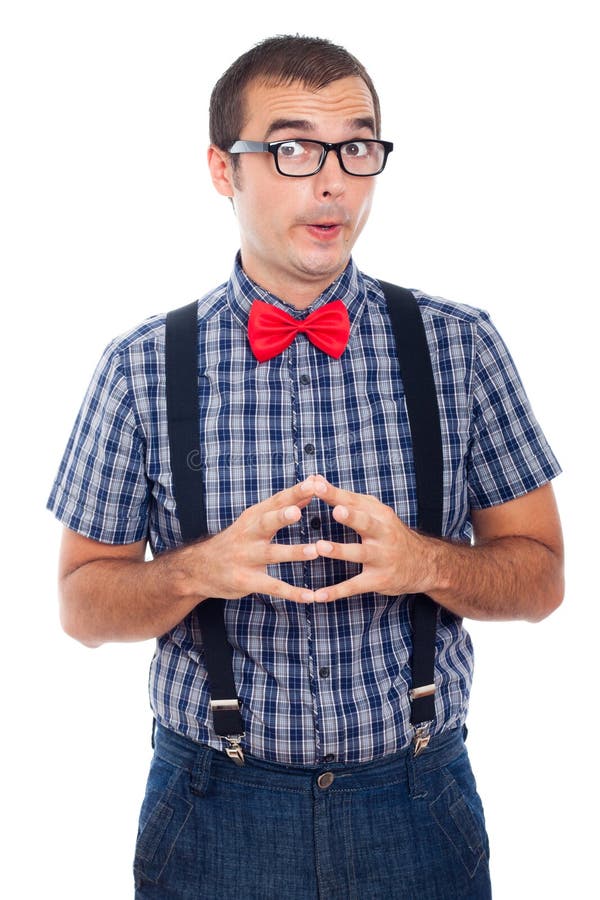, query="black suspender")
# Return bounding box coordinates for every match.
[165,304,246,760]
[164,282,443,763]
[378,282,443,729]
